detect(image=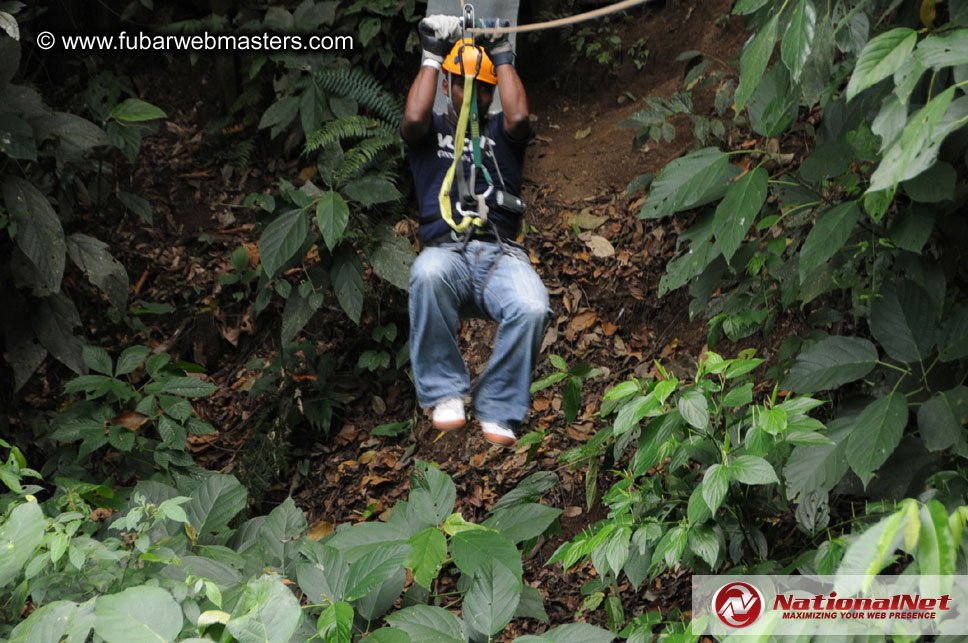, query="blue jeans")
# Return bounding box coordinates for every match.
[409,240,551,431]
